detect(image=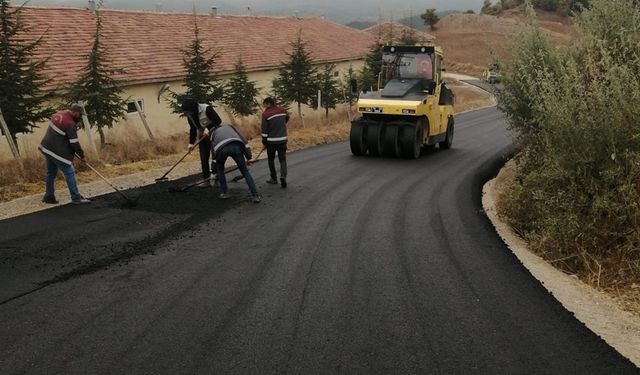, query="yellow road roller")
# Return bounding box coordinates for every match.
[351,44,455,158]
